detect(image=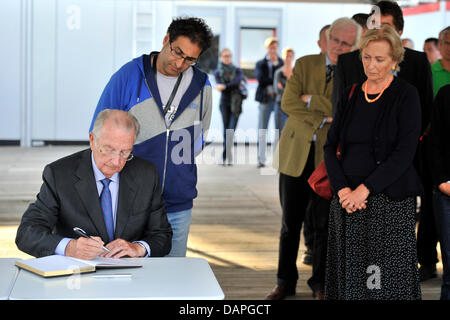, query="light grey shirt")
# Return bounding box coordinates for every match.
[157,67,194,128]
